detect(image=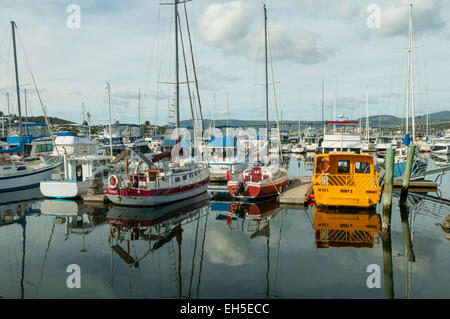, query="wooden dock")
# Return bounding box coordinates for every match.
[82,193,110,203]
[393,178,438,192]
[279,176,312,207]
